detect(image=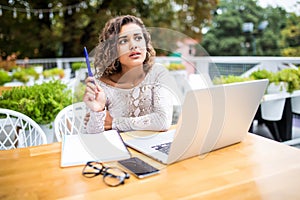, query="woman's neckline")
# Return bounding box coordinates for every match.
[100,66,153,90]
